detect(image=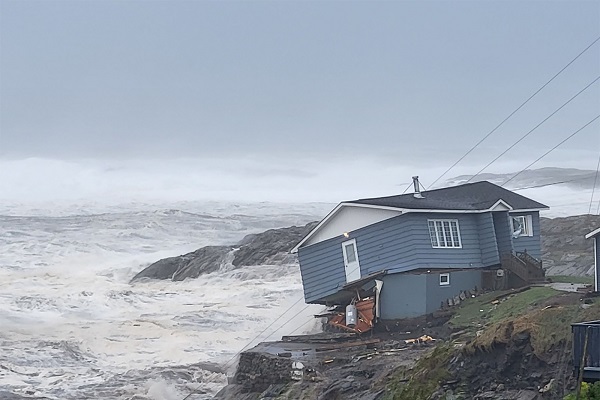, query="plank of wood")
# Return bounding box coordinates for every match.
[315,338,381,352]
